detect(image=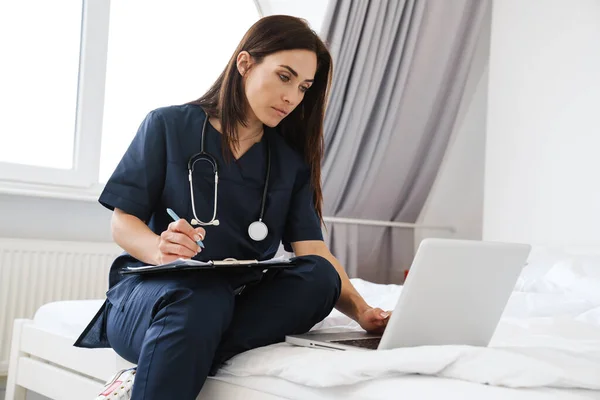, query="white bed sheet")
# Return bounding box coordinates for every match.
[32,267,600,399]
[29,299,600,400]
[214,286,600,397]
[212,375,600,400]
